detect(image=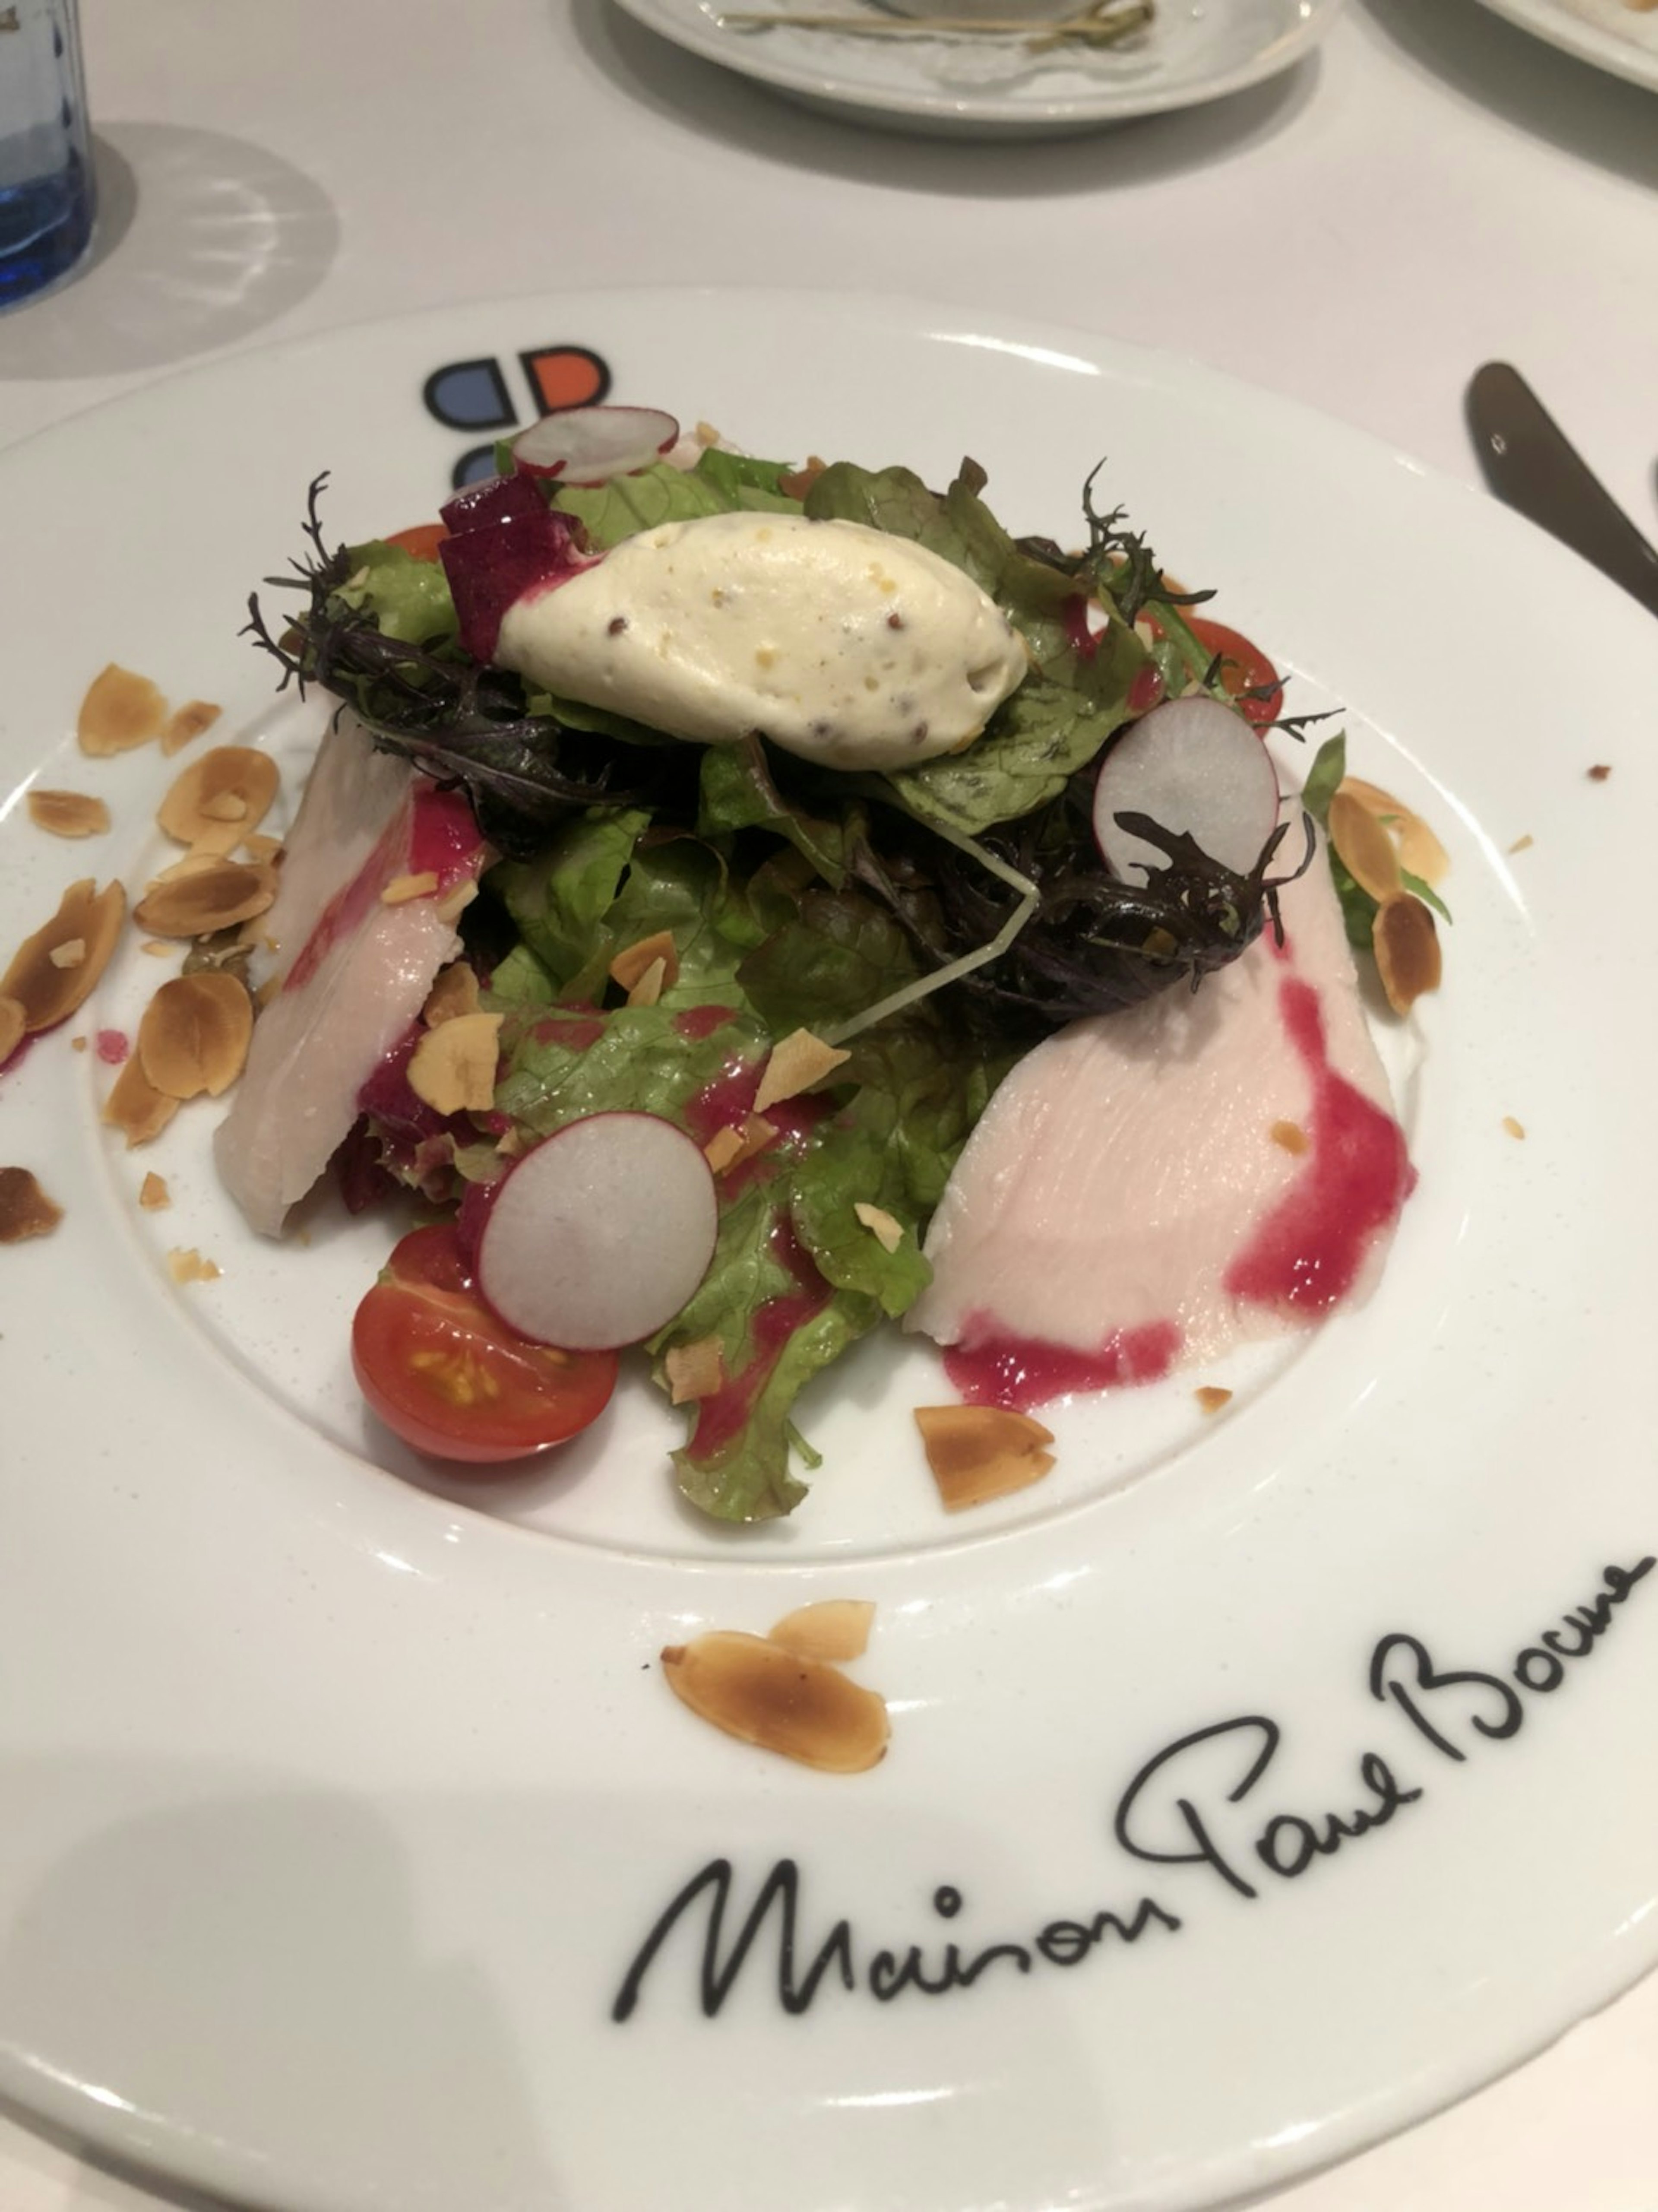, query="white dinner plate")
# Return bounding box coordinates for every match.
[1465,0,1658,90]
[2,288,1657,2212]
[605,0,1342,134]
